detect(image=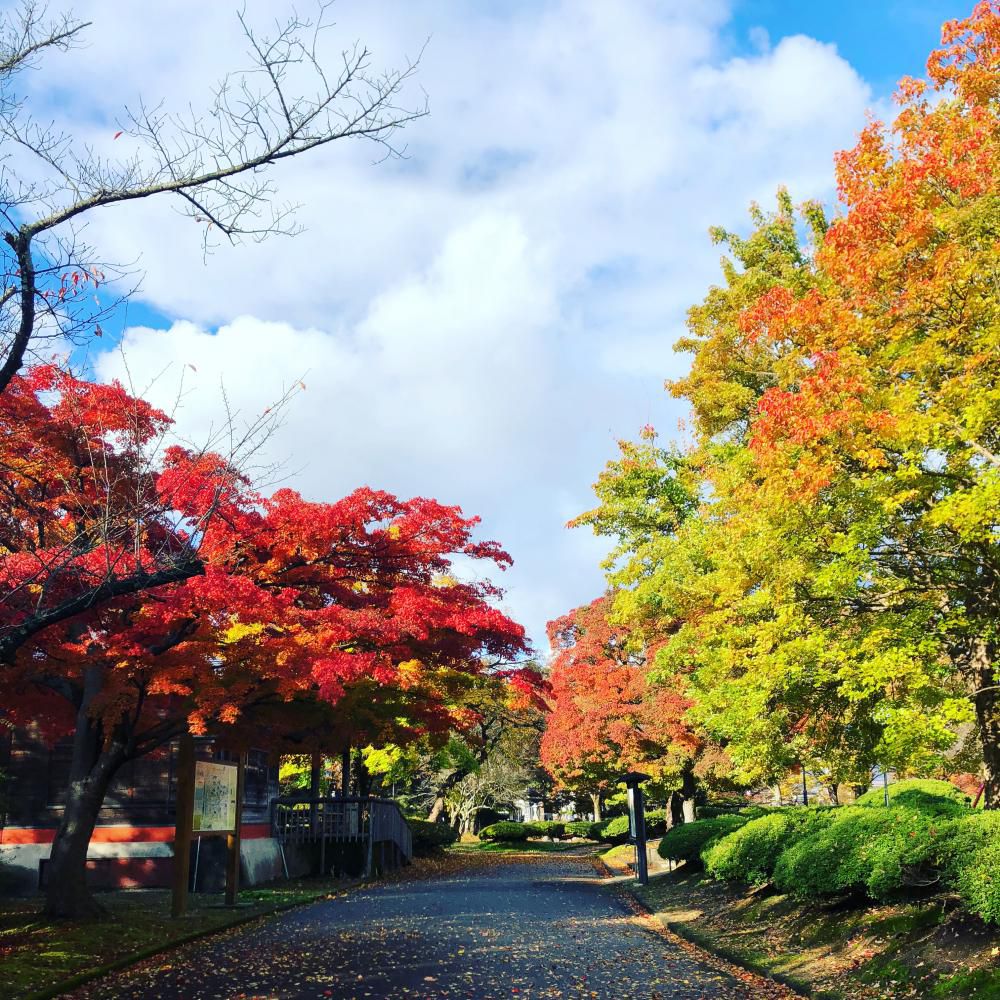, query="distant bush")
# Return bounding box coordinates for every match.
[566,820,602,839]
[524,820,565,840]
[703,808,832,886]
[479,821,529,842]
[596,808,668,844]
[697,804,744,819]
[407,818,458,855]
[939,811,1000,925]
[854,778,970,815]
[657,814,751,867]
[598,815,631,843]
[644,809,667,836]
[772,805,945,900]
